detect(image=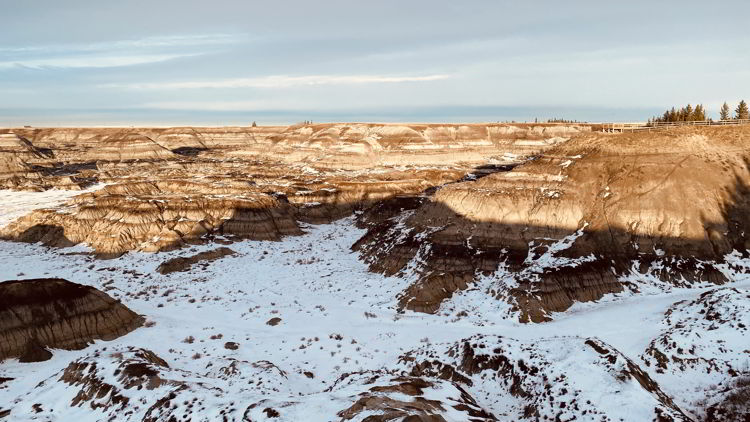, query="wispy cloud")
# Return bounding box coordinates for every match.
[0,53,201,69]
[102,74,451,90]
[0,34,241,54]
[142,100,268,111]
[0,33,241,70]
